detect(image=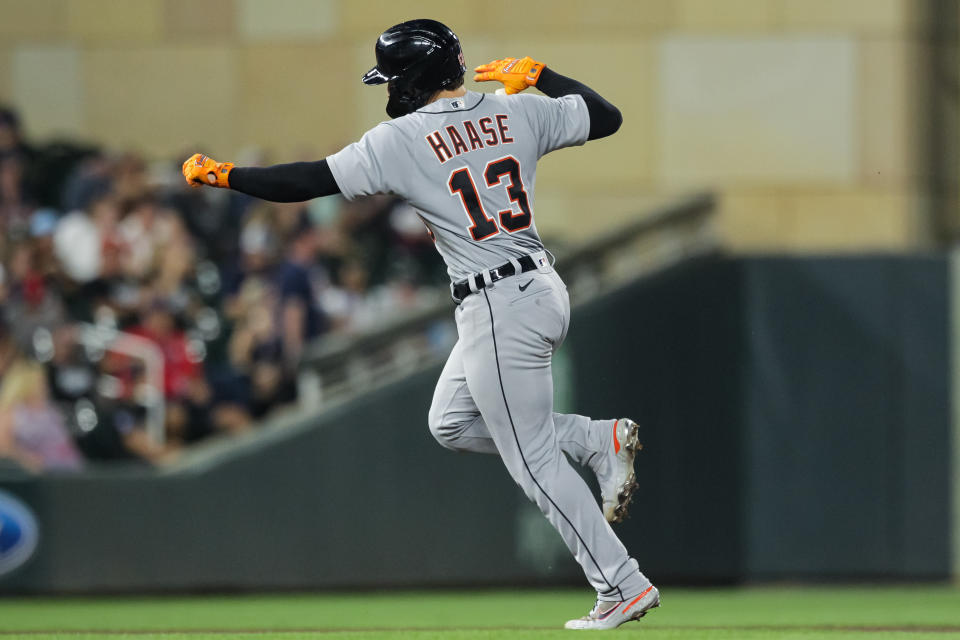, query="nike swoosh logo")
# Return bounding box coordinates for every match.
[612,420,621,454]
[519,279,534,292]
